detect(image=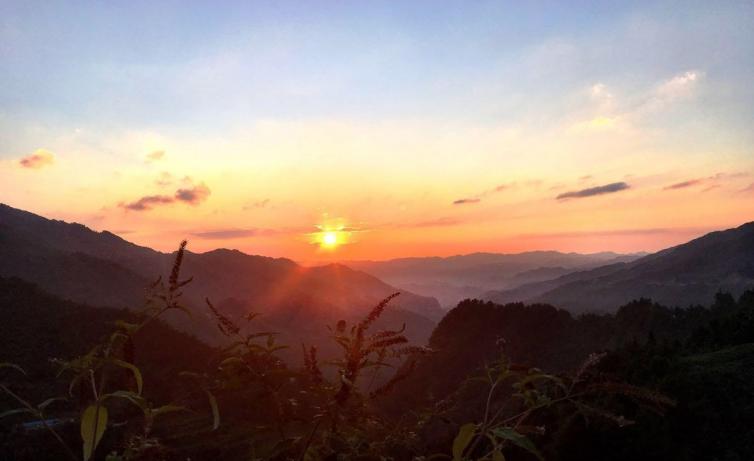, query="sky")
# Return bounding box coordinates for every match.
[1,0,753,262]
